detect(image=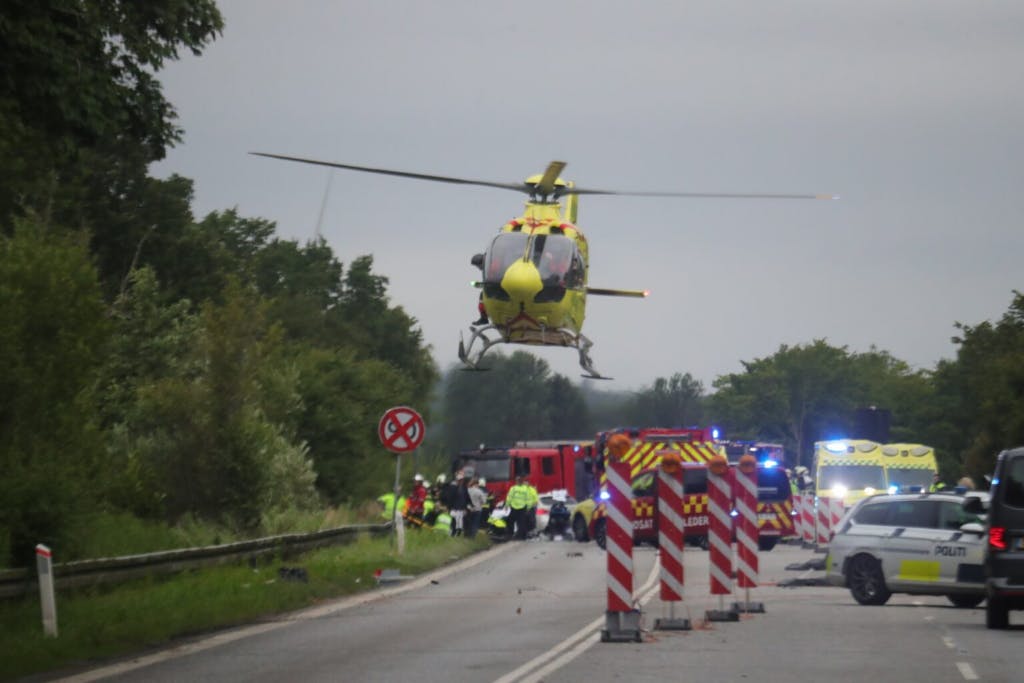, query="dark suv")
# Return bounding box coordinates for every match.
[966,447,1024,629]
